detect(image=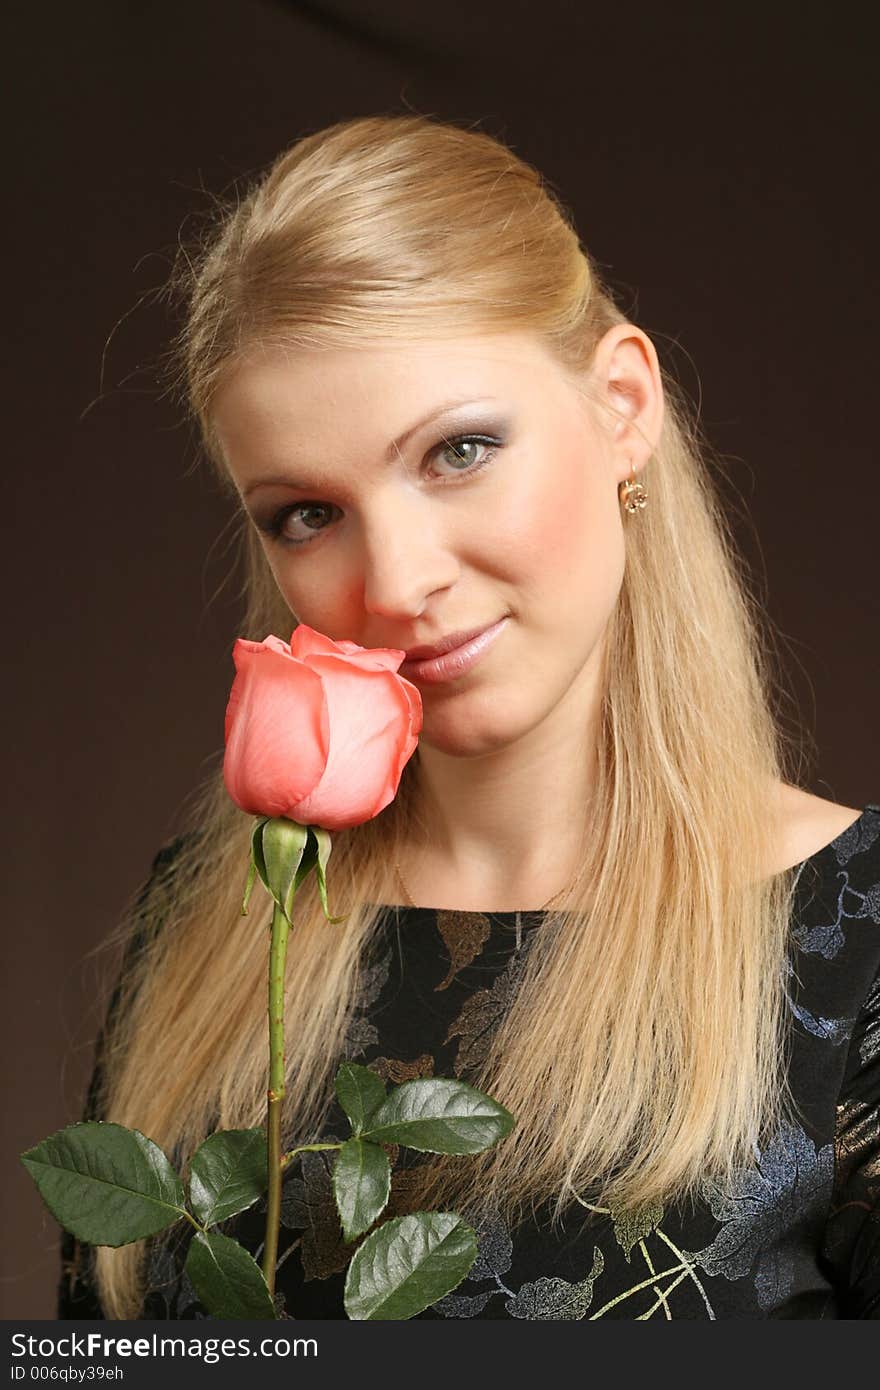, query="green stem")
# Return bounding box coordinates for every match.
[280,1142,341,1172]
[263,902,291,1295]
